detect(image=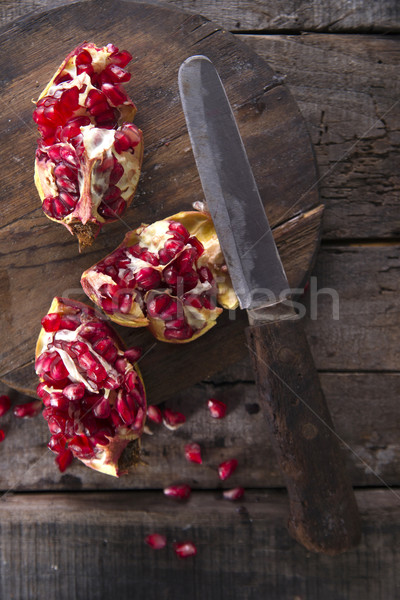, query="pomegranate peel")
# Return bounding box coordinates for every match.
[35,297,146,477]
[33,42,143,250]
[81,211,238,342]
